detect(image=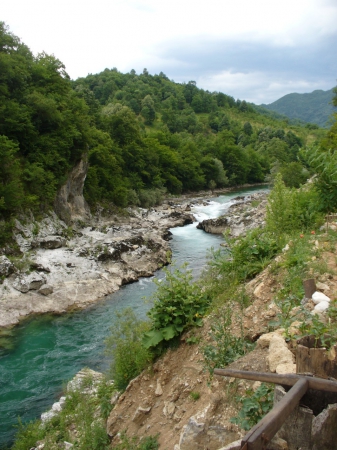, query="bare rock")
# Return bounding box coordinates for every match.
[267,335,294,373]
[39,235,66,249]
[132,406,151,424]
[179,416,205,450]
[155,379,163,396]
[13,272,46,293]
[38,284,54,296]
[0,255,14,277]
[54,157,91,224]
[163,401,176,418]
